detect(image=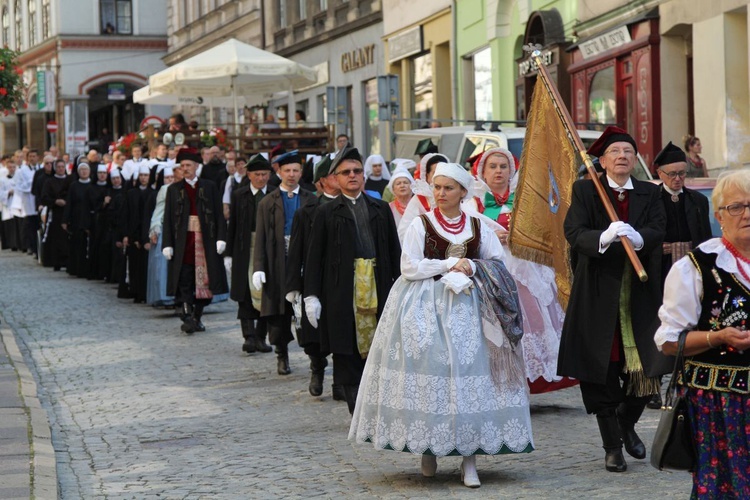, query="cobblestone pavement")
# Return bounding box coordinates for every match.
[0,251,694,499]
